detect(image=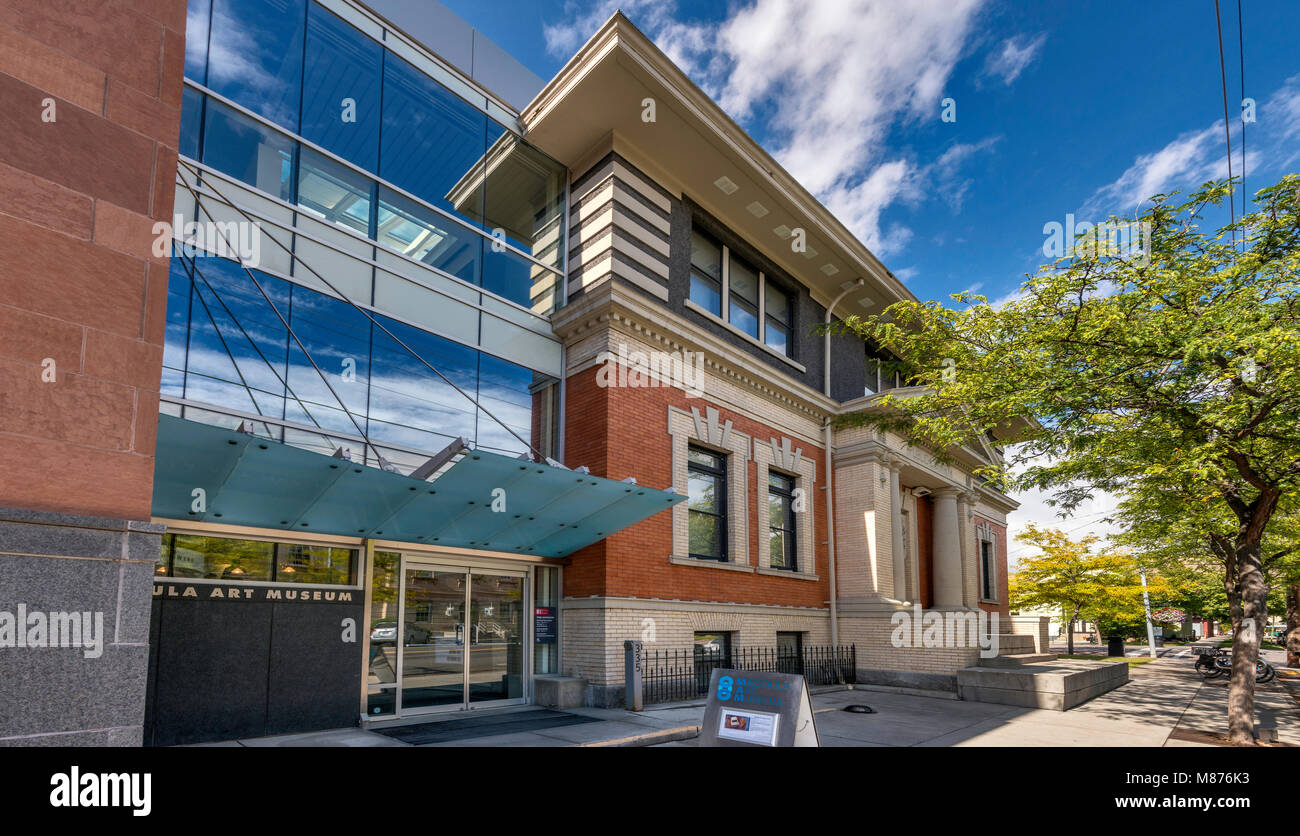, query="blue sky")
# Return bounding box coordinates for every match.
[440,0,1299,555]
[443,0,1300,310]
